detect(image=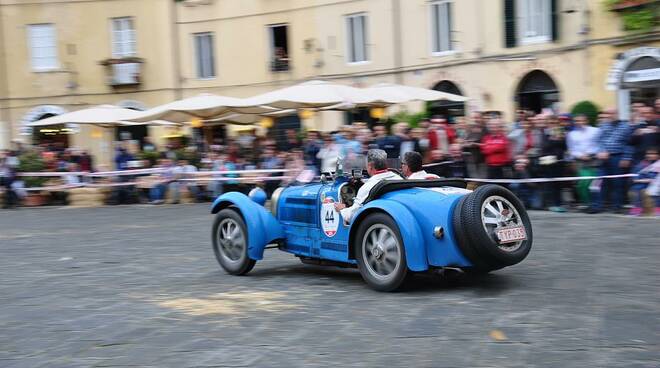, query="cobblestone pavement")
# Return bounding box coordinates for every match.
[0,205,659,368]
